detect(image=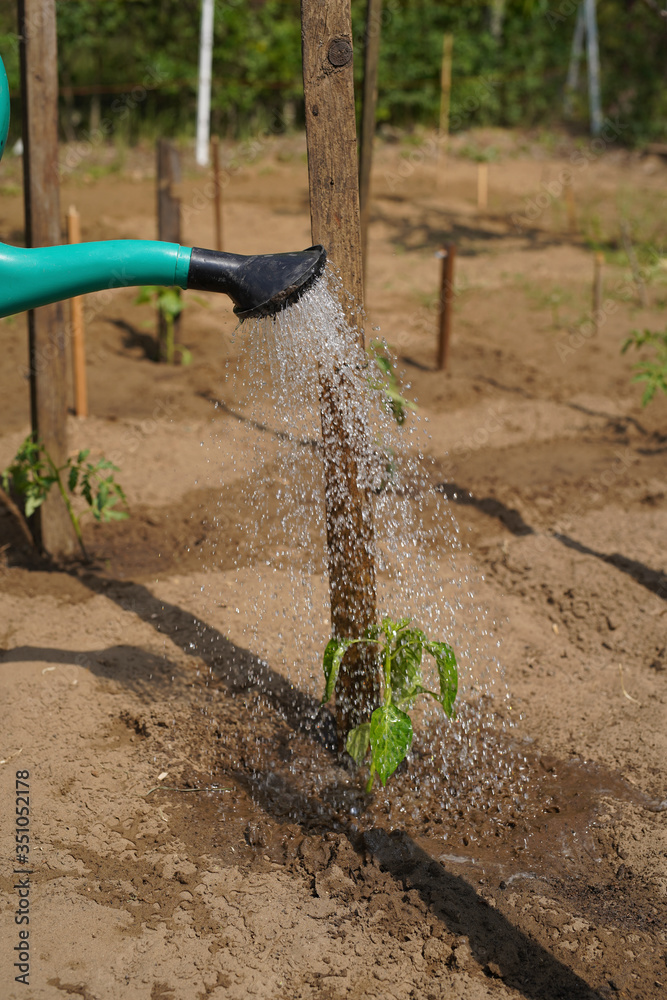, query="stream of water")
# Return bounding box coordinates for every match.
[200,265,530,828]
